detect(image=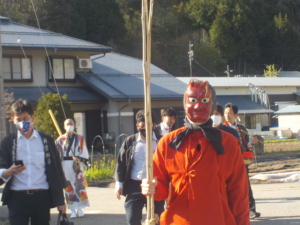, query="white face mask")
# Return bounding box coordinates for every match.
[163,122,170,129]
[211,115,222,127]
[66,125,74,133]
